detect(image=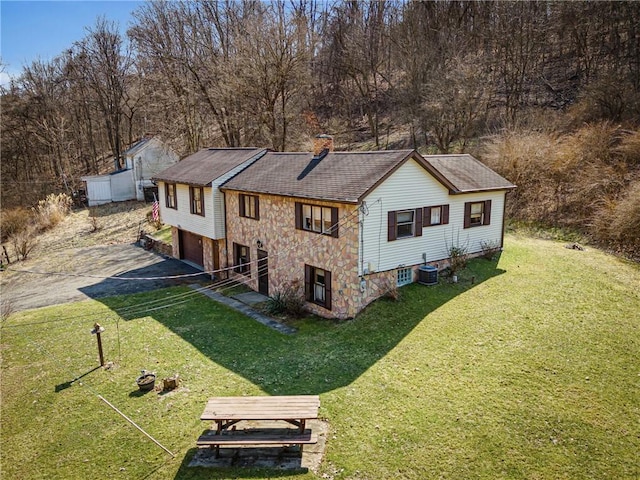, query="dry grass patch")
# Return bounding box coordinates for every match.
[481,123,640,259]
